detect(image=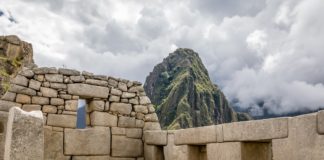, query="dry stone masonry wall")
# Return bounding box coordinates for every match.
[0,66,161,160]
